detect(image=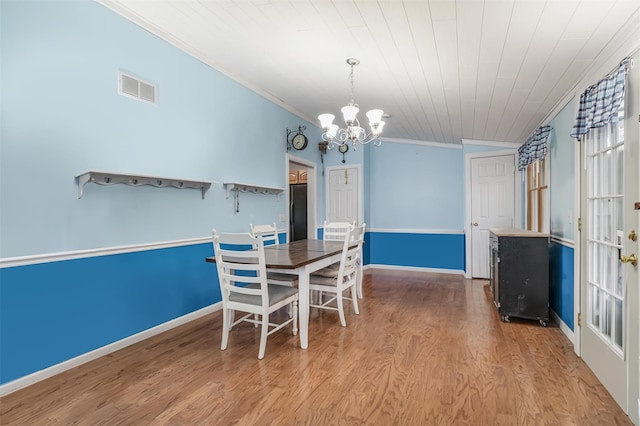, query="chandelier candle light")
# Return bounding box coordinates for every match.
[318,58,385,150]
